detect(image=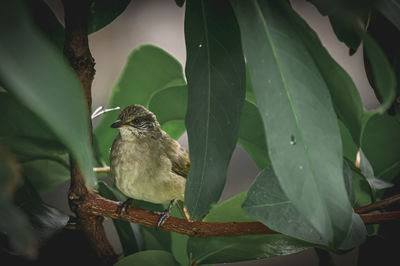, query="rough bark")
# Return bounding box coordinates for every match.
[63,0,117,264]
